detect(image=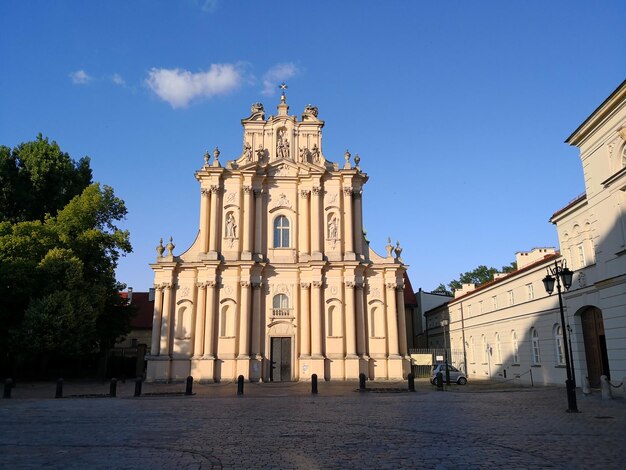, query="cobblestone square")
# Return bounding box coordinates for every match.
[1,381,624,469]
